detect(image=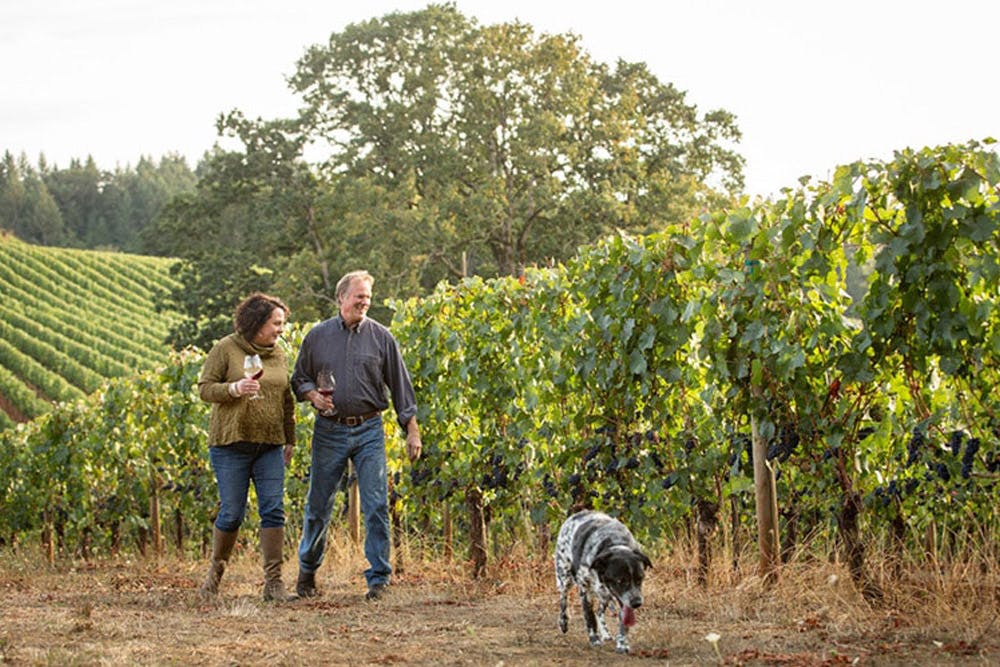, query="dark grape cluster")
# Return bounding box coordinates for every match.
[390,471,402,504]
[410,464,432,487]
[905,429,925,467]
[961,437,979,479]
[542,473,558,497]
[987,451,1000,474]
[870,480,903,507]
[948,430,965,456]
[766,422,799,463]
[481,448,526,491]
[857,426,876,441]
[661,471,680,490]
